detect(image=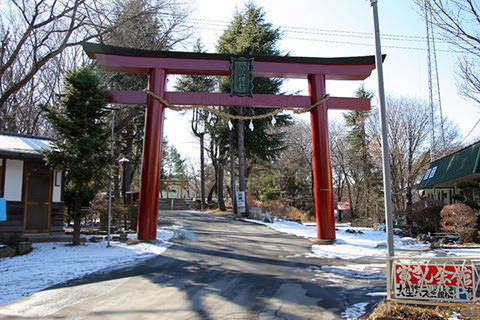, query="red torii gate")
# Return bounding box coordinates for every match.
[83,42,379,242]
